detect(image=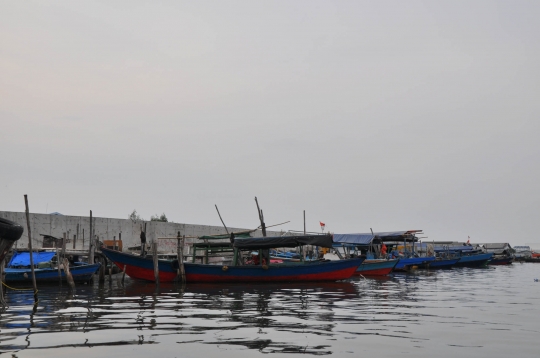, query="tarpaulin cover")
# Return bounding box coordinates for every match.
[233,234,333,250]
[333,231,417,245]
[8,252,55,267]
